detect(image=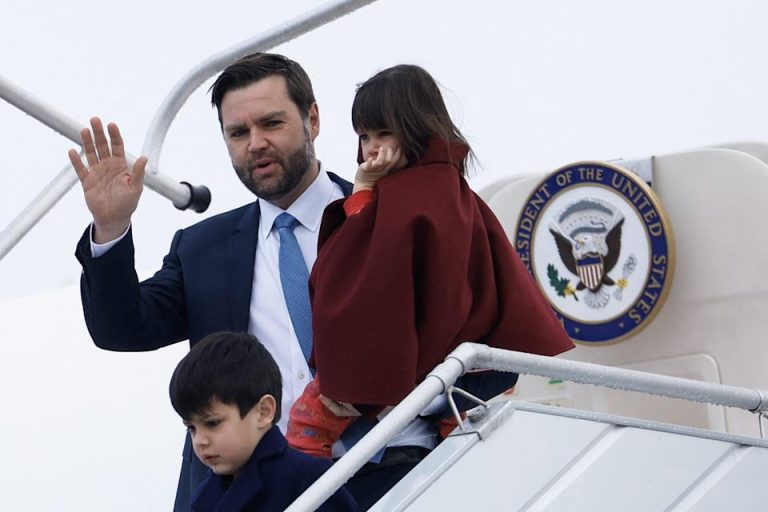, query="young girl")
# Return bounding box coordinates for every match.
[287,64,573,458]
